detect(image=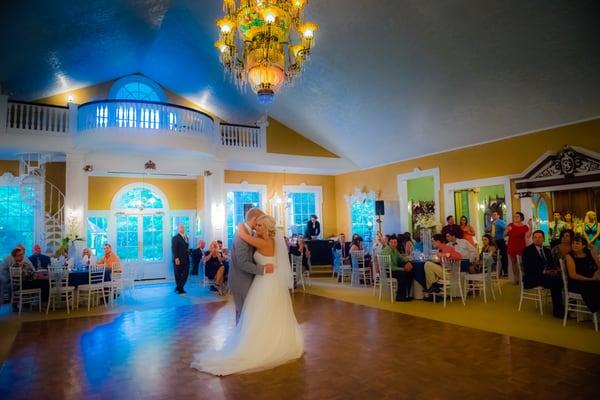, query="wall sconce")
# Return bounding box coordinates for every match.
[144,160,156,171]
[204,170,213,177]
[67,95,74,103]
[82,165,93,172]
